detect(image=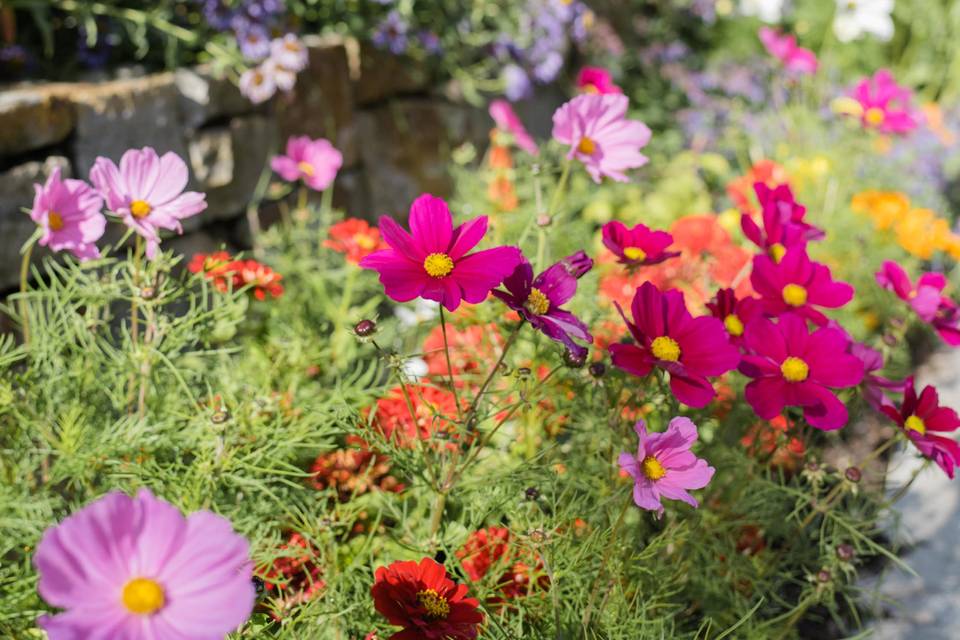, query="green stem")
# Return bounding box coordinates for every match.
[19,232,38,345]
[439,307,463,420]
[131,236,144,346]
[546,159,572,218]
[582,494,631,631]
